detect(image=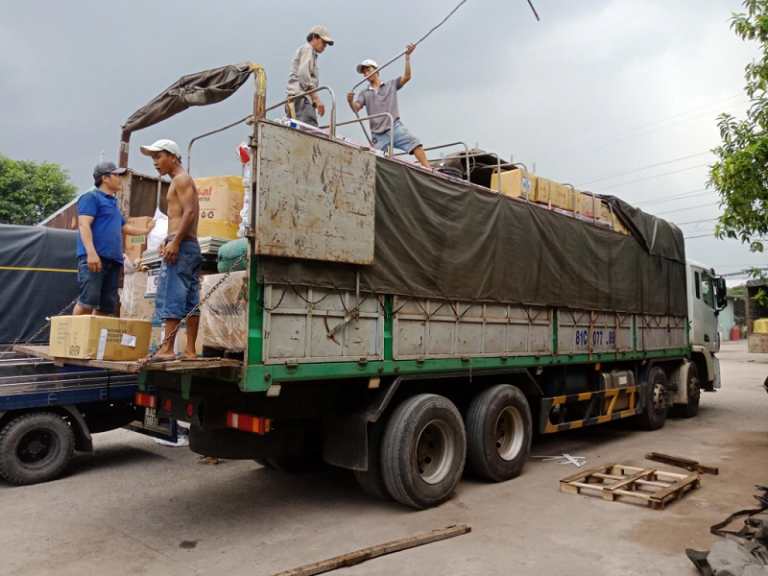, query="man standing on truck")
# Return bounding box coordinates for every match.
[347,44,431,169]
[140,140,202,361]
[286,25,334,127]
[74,162,155,317]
